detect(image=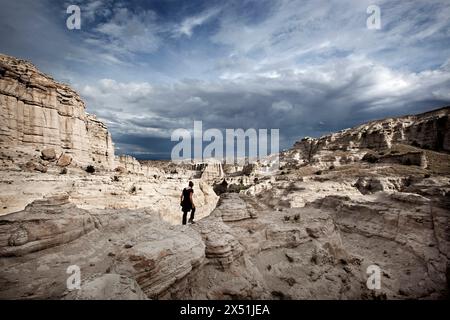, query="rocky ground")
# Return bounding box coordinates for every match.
[0,54,449,299]
[1,153,448,299]
[0,166,218,225]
